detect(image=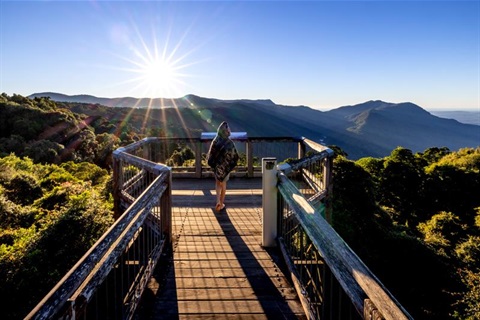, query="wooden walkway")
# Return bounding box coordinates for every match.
[138,177,305,319]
